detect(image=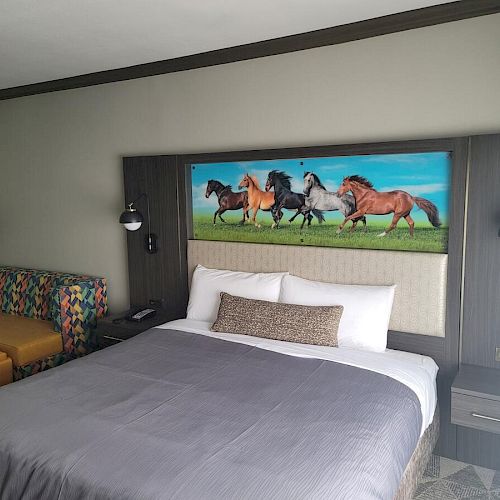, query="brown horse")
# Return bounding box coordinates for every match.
[205,180,249,225]
[238,174,275,228]
[336,175,441,237]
